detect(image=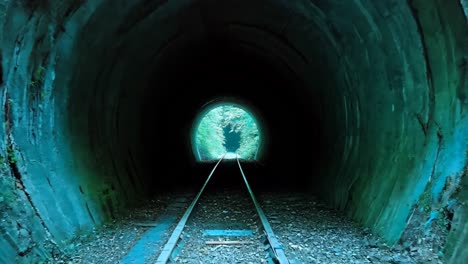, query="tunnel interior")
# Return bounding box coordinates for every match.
[133,32,313,188]
[0,0,467,262]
